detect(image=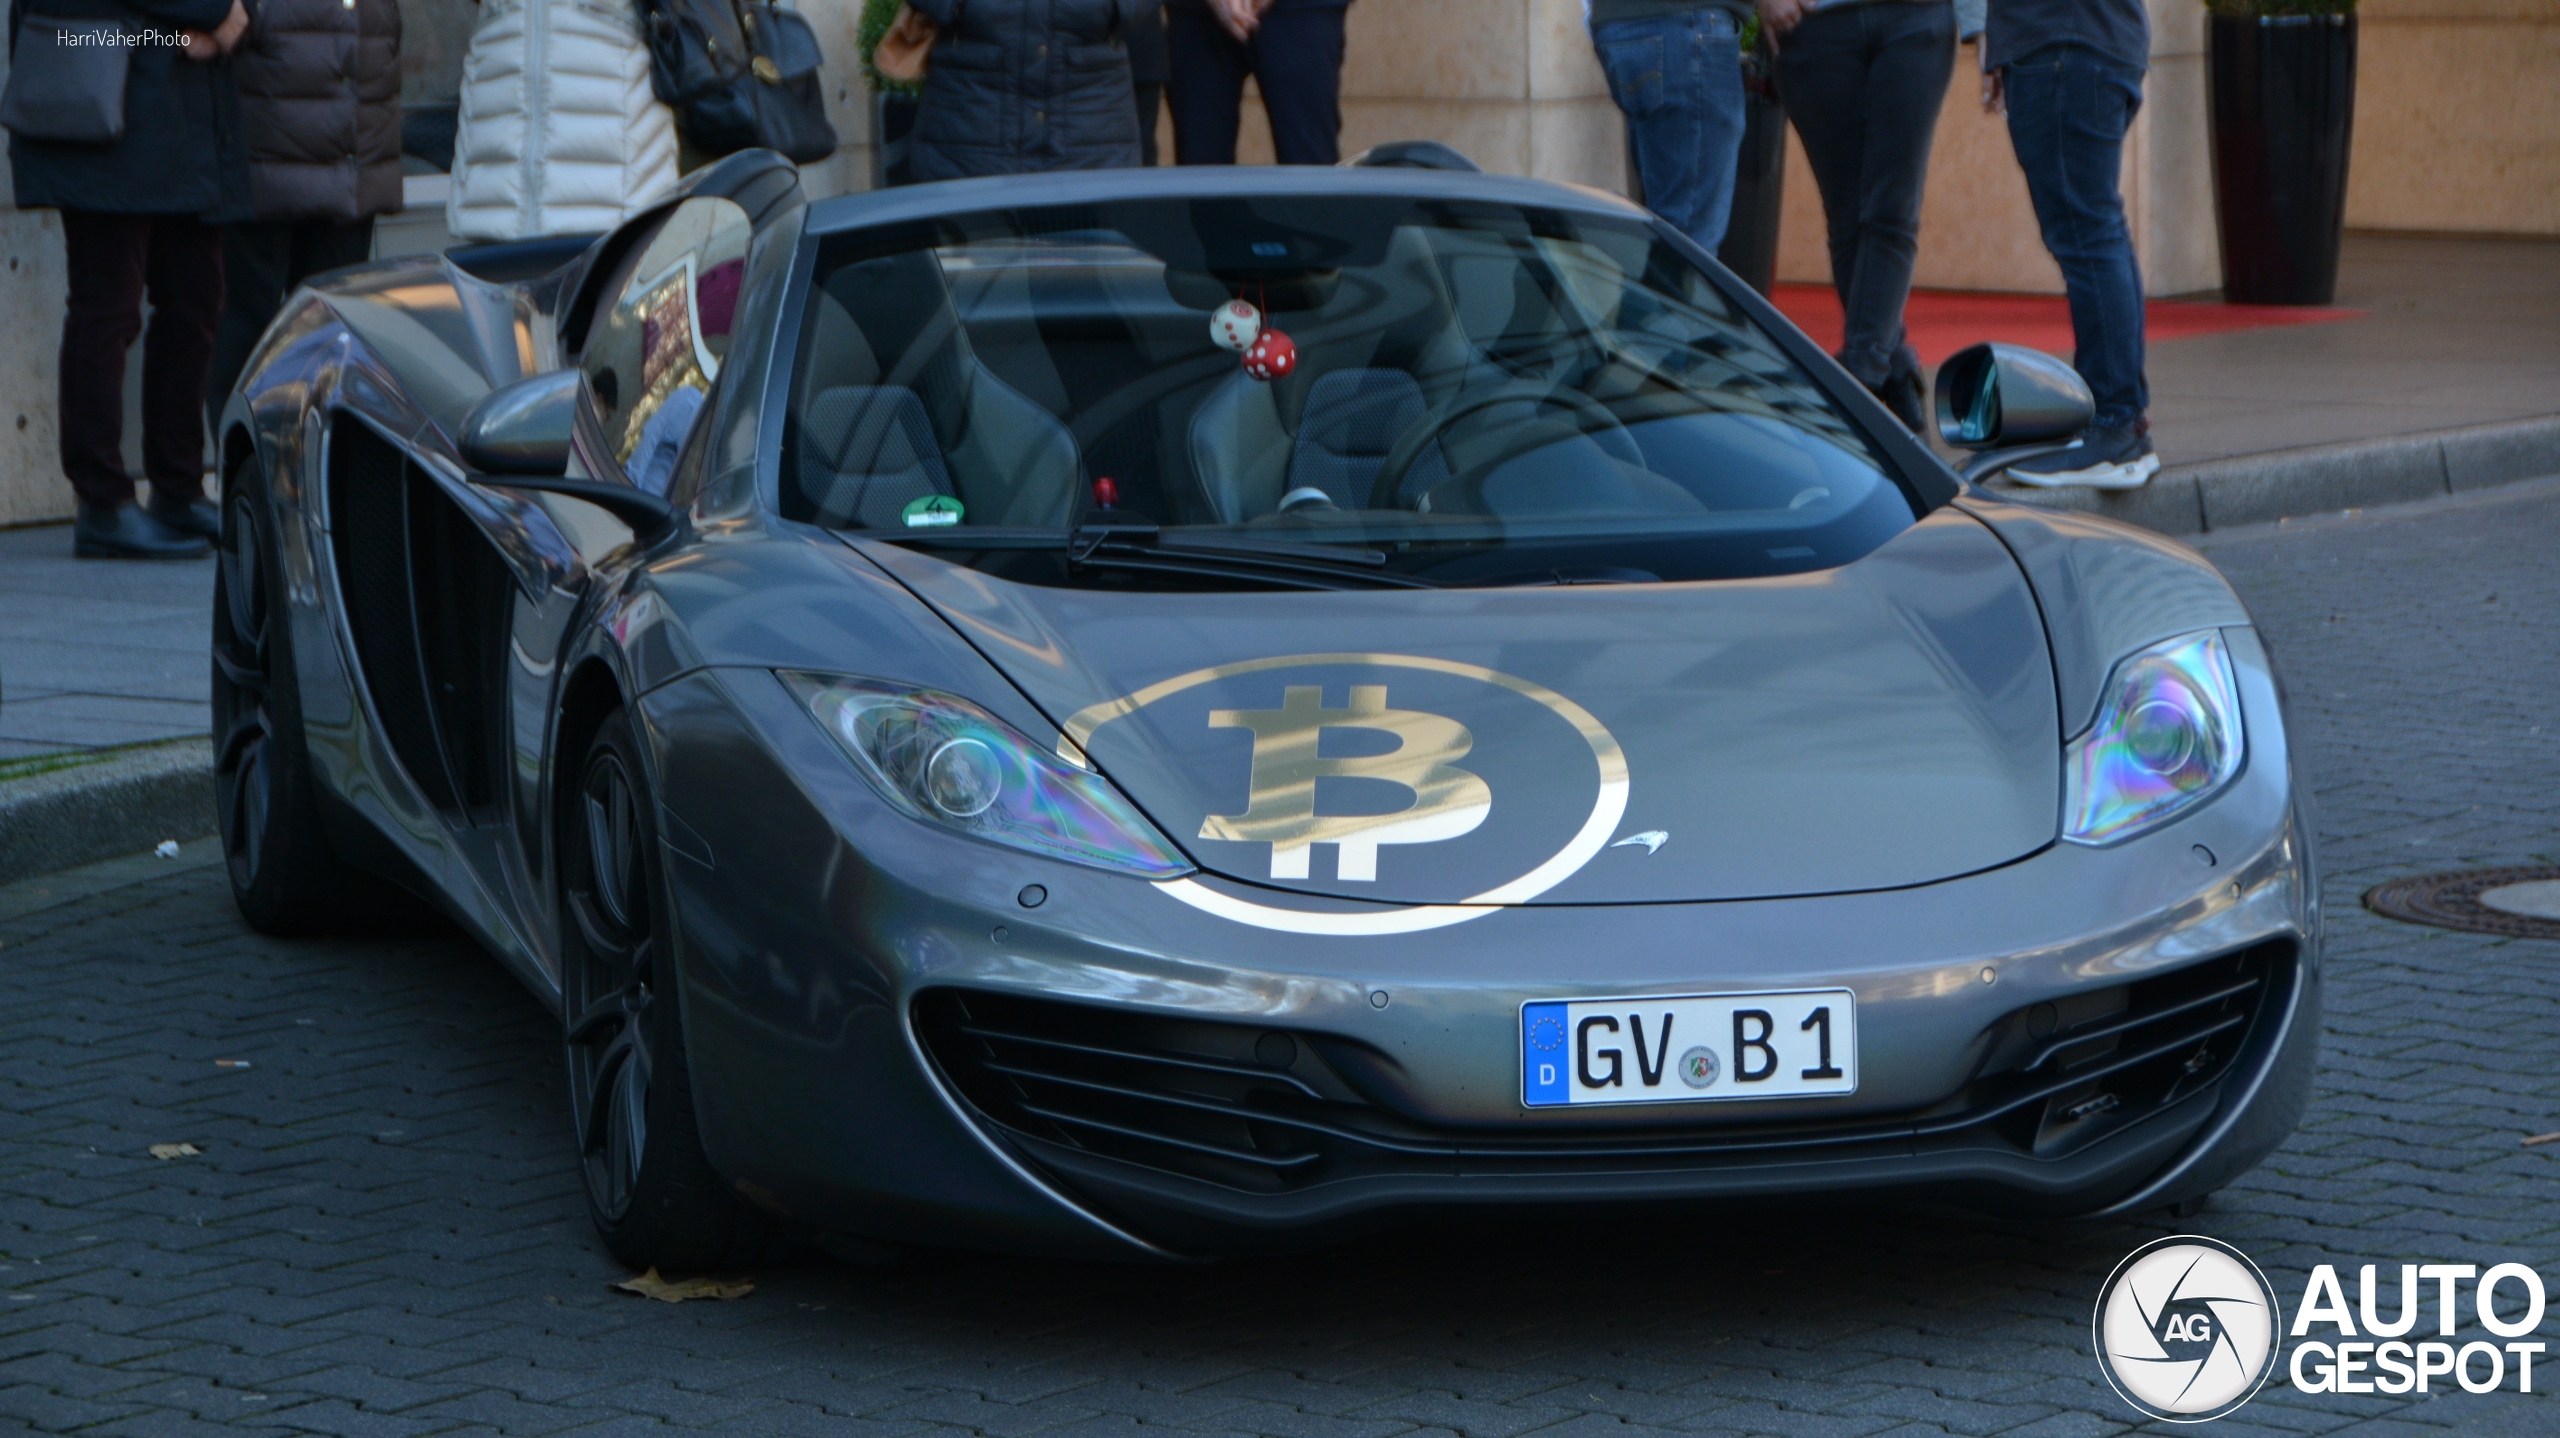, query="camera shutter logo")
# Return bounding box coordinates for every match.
[2094,1235,2282,1422]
